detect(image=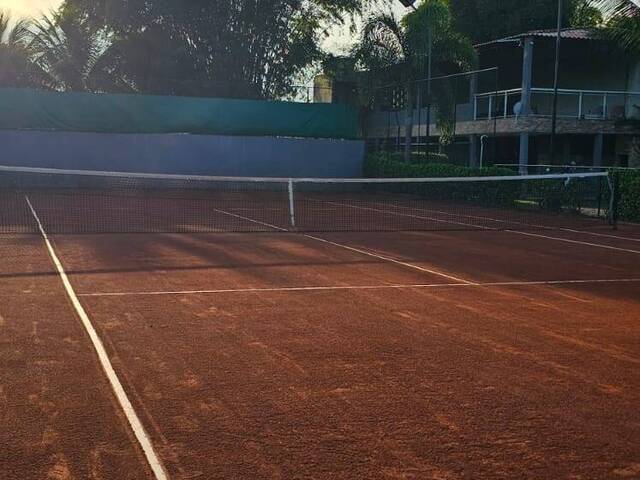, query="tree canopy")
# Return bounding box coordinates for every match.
[0,13,39,88]
[596,0,640,57]
[449,0,604,44]
[60,0,382,98]
[353,0,477,157]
